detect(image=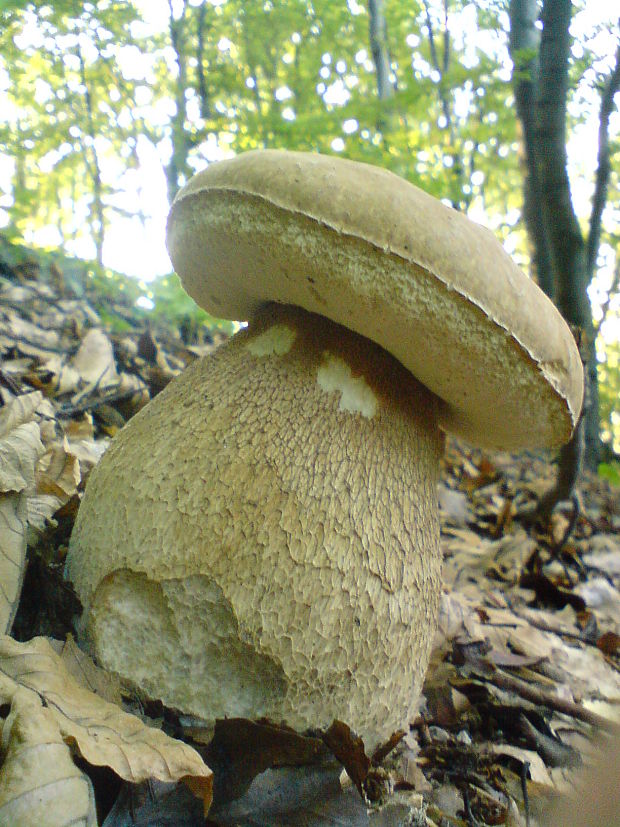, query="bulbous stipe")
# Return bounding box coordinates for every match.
[67,305,444,747]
